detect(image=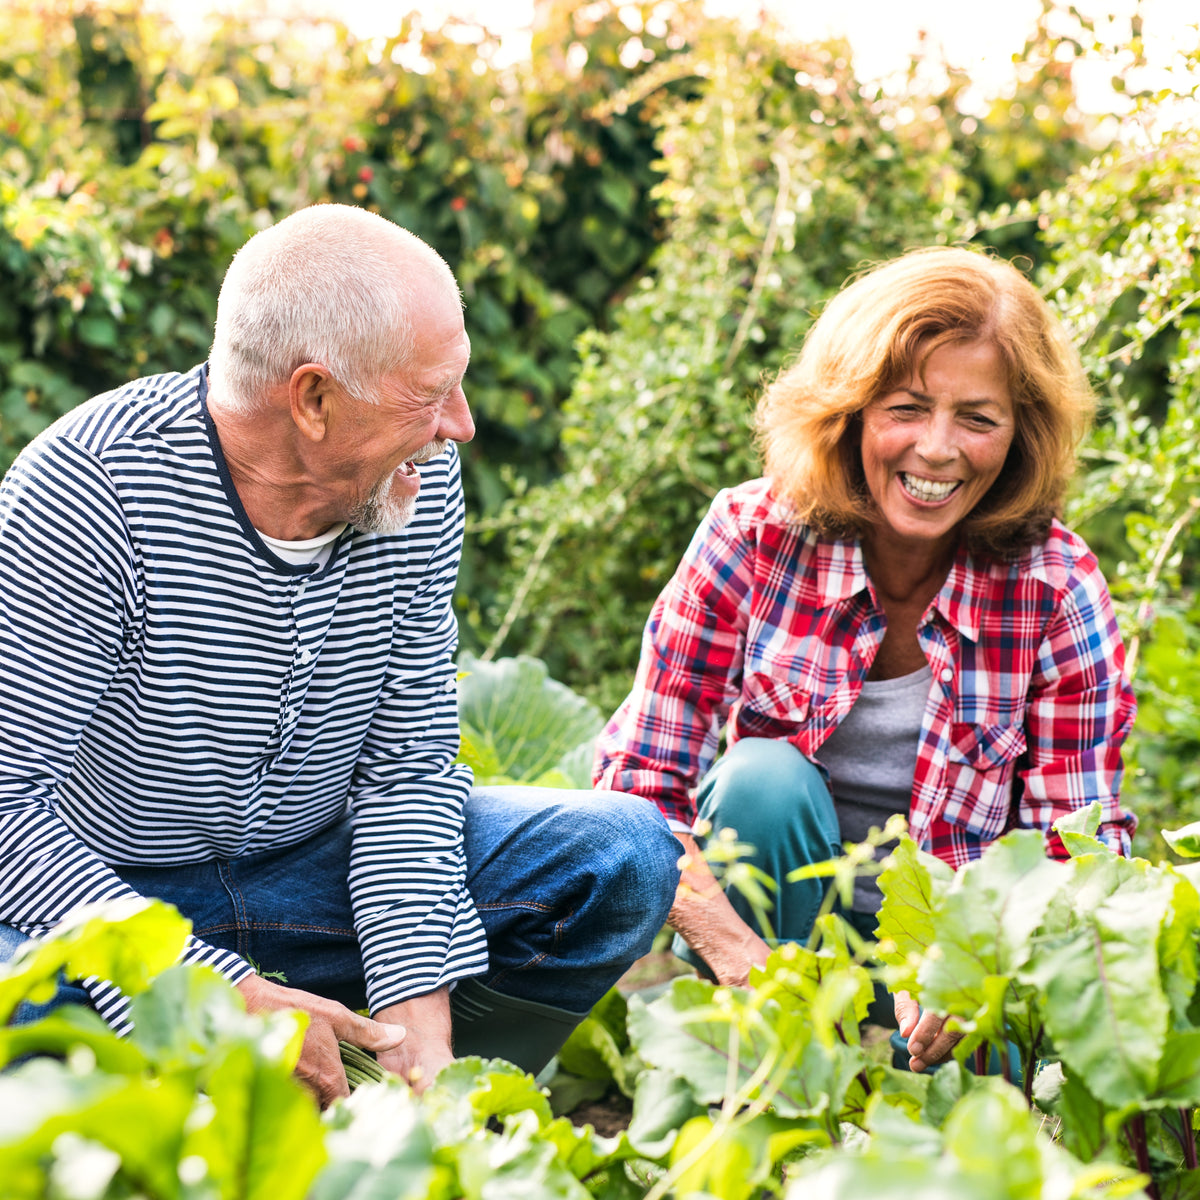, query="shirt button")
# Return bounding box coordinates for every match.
[300,649,312,665]
[940,668,954,683]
